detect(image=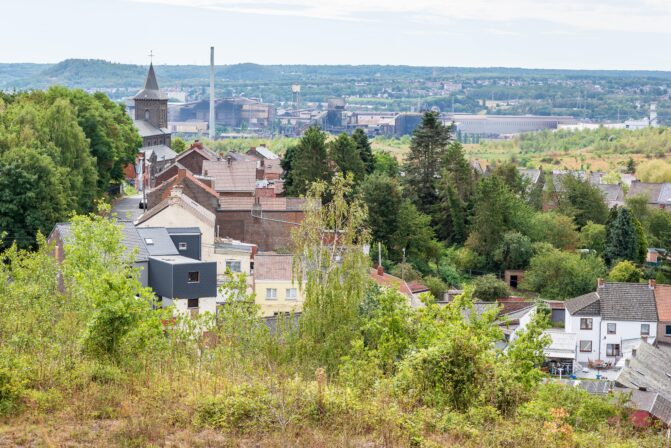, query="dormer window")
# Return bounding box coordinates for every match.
[144,109,150,120]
